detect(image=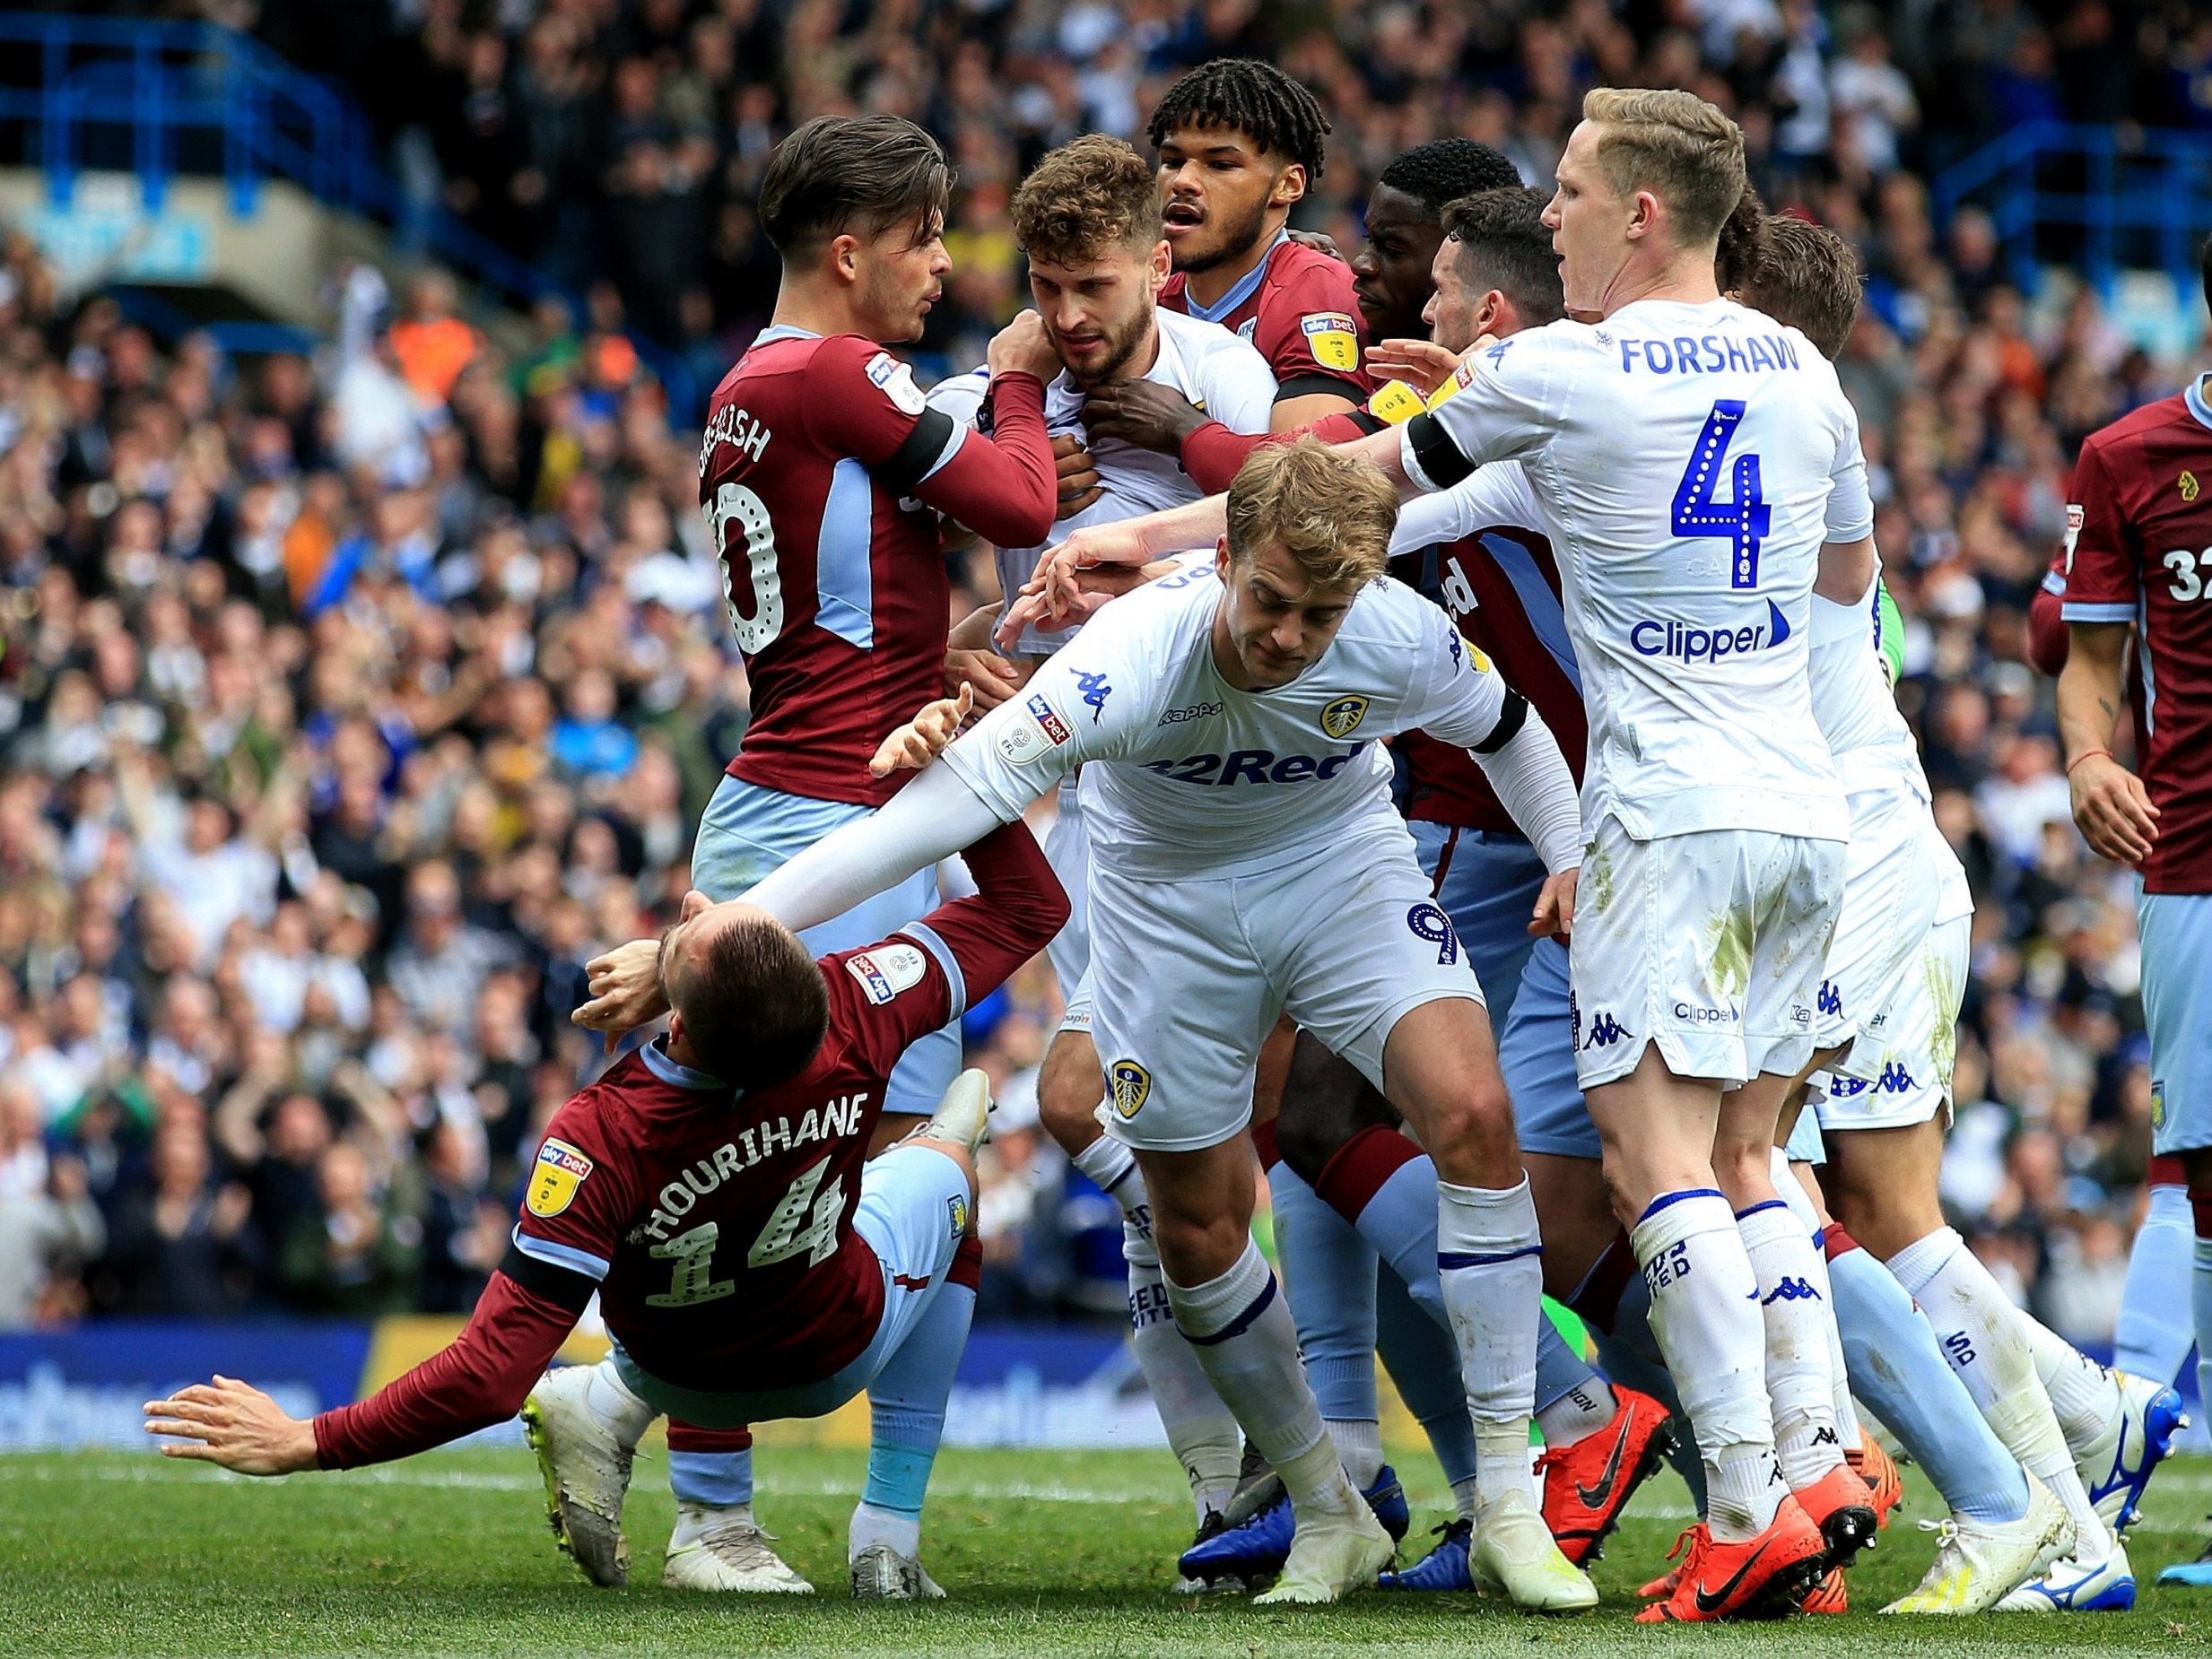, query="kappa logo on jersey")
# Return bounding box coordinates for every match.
[1320,694,1370,738]
[1816,980,1843,1019]
[863,351,927,416]
[1299,312,1360,372]
[1071,668,1113,724]
[1157,700,1224,727]
[997,692,1072,765]
[1877,1061,1919,1095]
[527,1138,595,1218]
[845,942,928,1005]
[1406,902,1460,966]
[1581,1011,1635,1050]
[1109,1060,1151,1119]
[1629,600,1793,664]
[1763,1277,1822,1305]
